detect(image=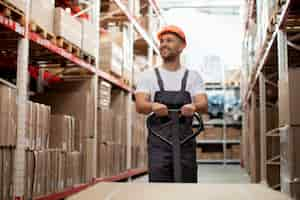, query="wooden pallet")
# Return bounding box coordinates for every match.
[0,0,25,25]
[30,21,56,44]
[56,36,81,57]
[81,52,96,65]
